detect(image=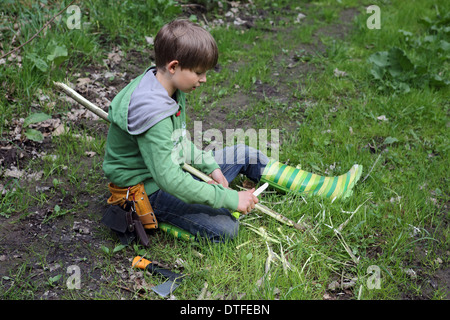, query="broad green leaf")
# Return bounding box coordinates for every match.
[439,40,450,52]
[383,136,399,145]
[398,29,413,37]
[24,112,51,127]
[49,274,62,284]
[398,29,413,42]
[370,65,385,80]
[47,44,68,66]
[101,245,110,254]
[429,74,449,87]
[424,35,436,43]
[24,129,44,142]
[396,82,411,93]
[26,53,48,72]
[419,16,433,27]
[387,47,414,78]
[368,51,389,68]
[113,244,127,253]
